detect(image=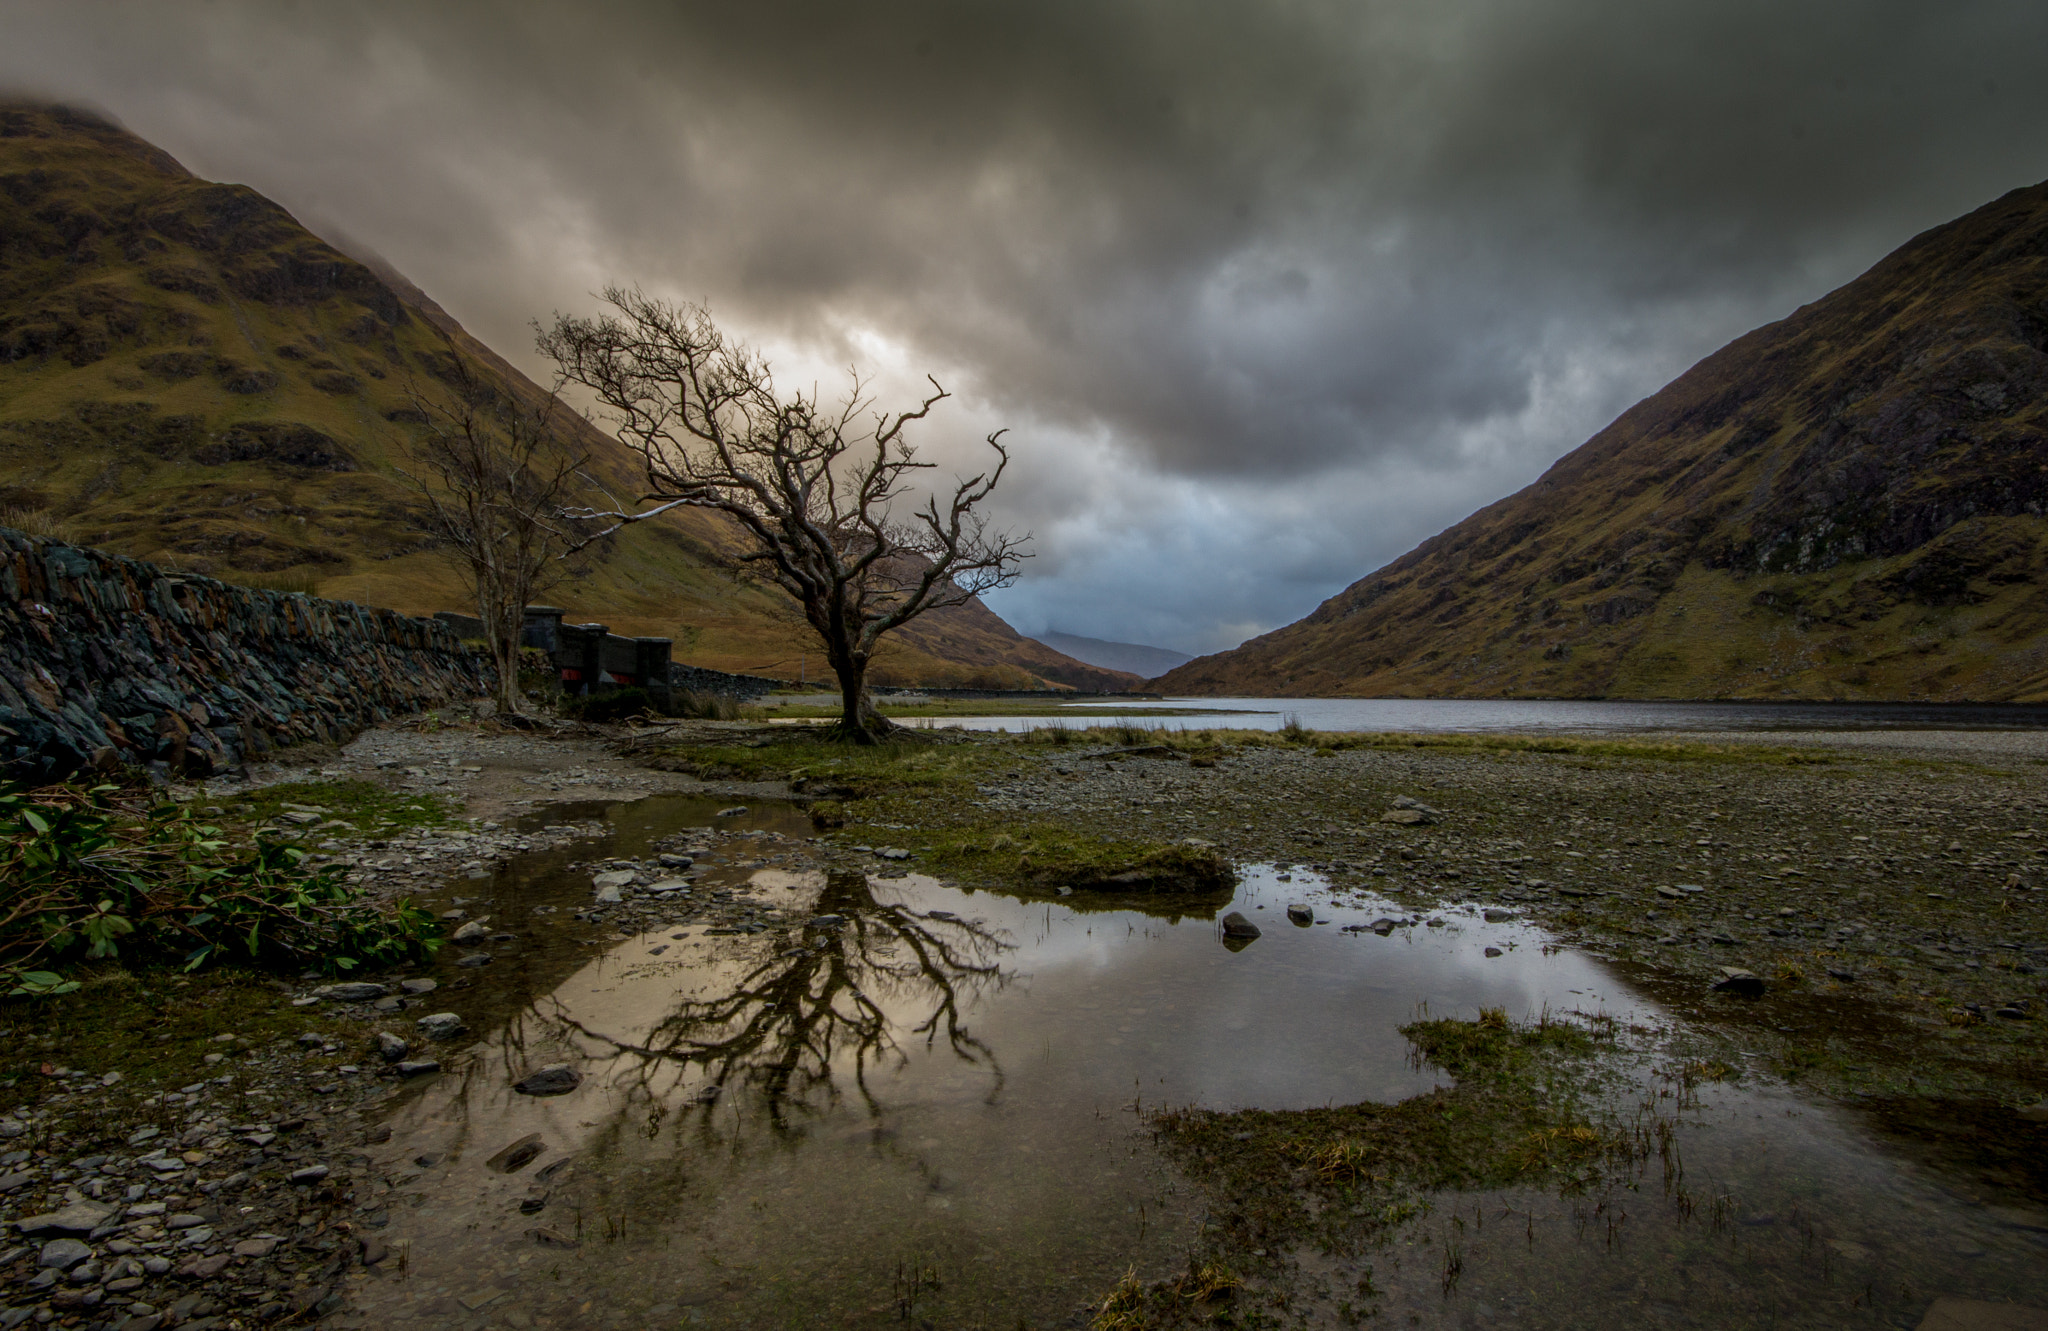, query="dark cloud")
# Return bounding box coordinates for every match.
[7,1,2048,651]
